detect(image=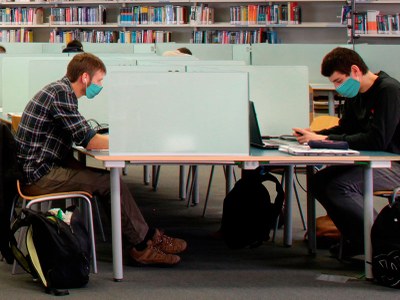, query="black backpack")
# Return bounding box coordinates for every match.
[11,206,91,296]
[220,168,285,249]
[371,199,400,288]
